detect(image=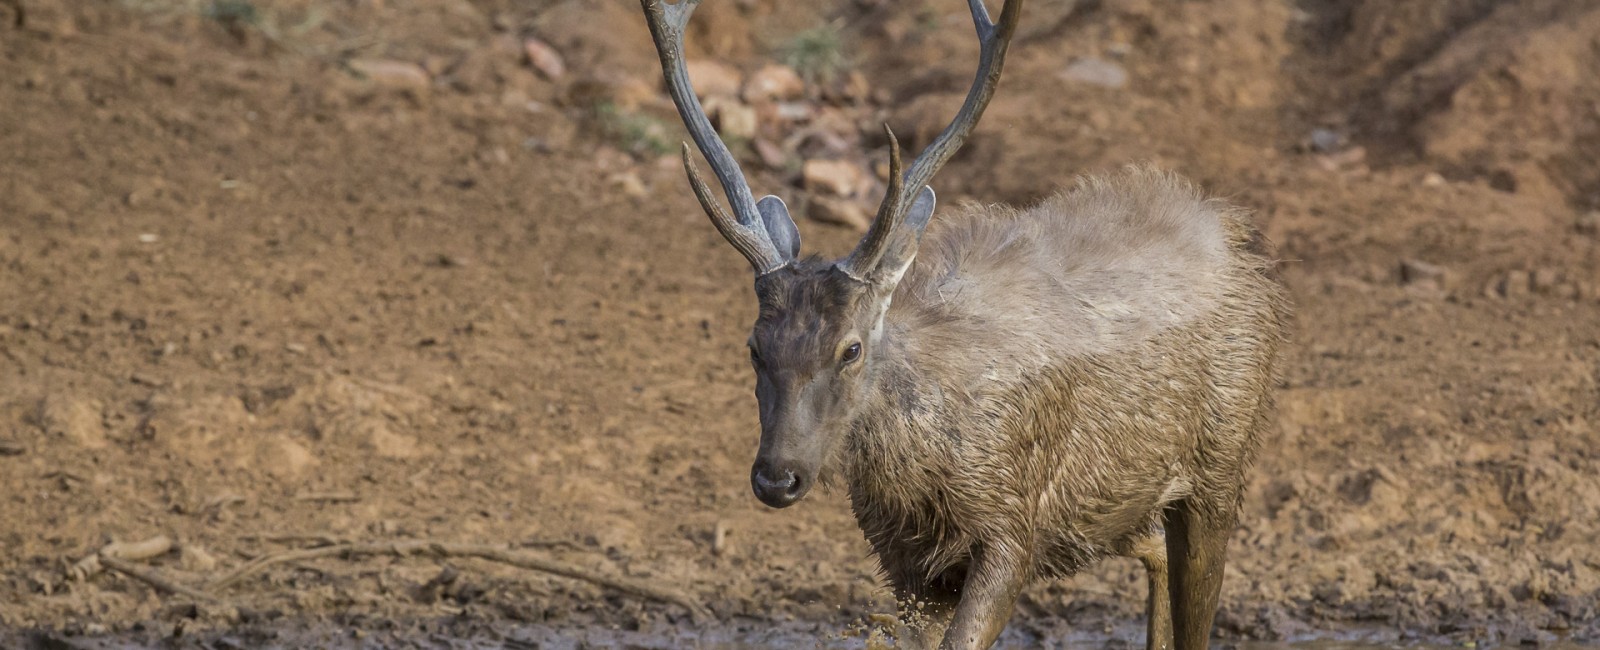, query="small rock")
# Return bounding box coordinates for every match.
[348,58,431,91]
[262,436,317,478]
[742,63,805,103]
[1531,268,1562,294]
[370,428,420,459]
[1315,146,1366,171]
[1422,172,1447,187]
[1060,57,1127,89]
[753,138,787,170]
[1499,270,1531,299]
[523,37,565,80]
[35,395,106,449]
[703,96,757,139]
[1577,211,1599,236]
[1310,128,1343,154]
[685,59,743,98]
[771,101,815,123]
[809,196,871,231]
[610,172,648,199]
[137,233,159,244]
[179,544,219,572]
[832,70,871,103]
[802,158,865,197]
[1398,258,1450,290]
